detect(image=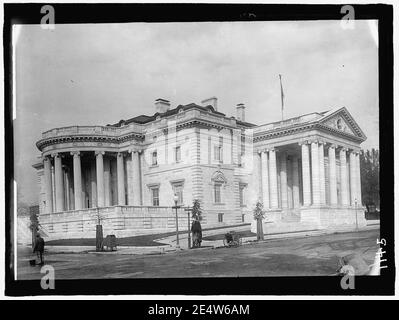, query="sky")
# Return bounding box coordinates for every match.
[13,20,379,206]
